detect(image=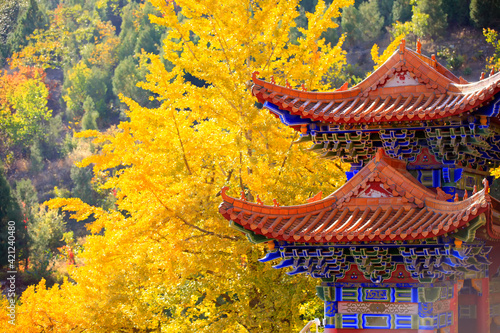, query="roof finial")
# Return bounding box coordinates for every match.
[416,38,422,54]
[491,68,495,77]
[221,186,229,199]
[483,178,489,193]
[273,198,280,207]
[270,75,276,84]
[252,71,260,82]
[480,72,485,80]
[256,195,263,205]
[473,185,477,195]
[399,39,406,53]
[240,191,247,201]
[285,79,291,89]
[454,193,459,202]
[463,191,468,199]
[301,83,307,92]
[338,81,349,91]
